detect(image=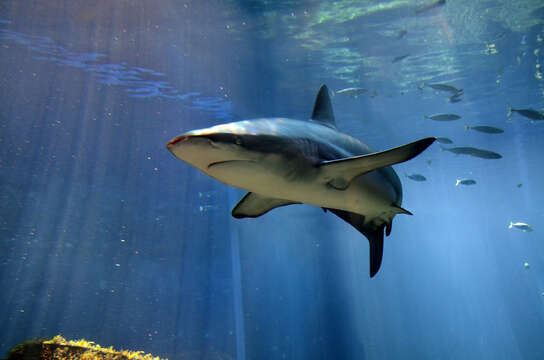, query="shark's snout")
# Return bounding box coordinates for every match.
[167,134,223,151]
[167,132,241,171]
[167,135,190,149]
